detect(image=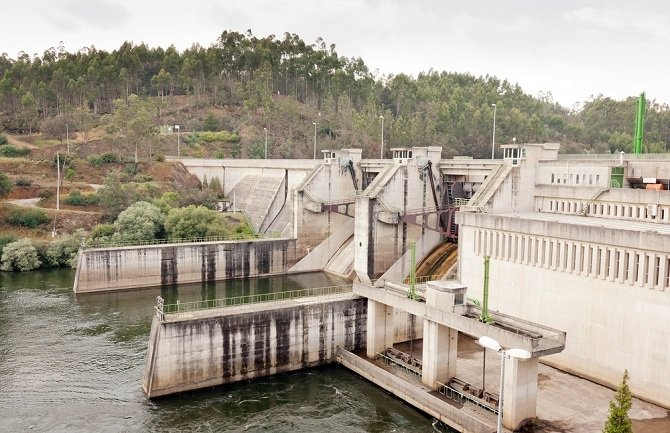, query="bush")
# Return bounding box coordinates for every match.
[0,234,17,255]
[64,167,76,183]
[38,189,54,199]
[154,154,166,162]
[46,230,85,268]
[0,133,7,145]
[164,205,231,240]
[7,208,51,227]
[152,192,180,215]
[0,145,31,157]
[197,131,239,143]
[0,239,41,271]
[97,173,137,220]
[113,201,165,243]
[90,223,116,241]
[64,190,100,206]
[0,172,12,197]
[14,178,31,187]
[88,152,120,167]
